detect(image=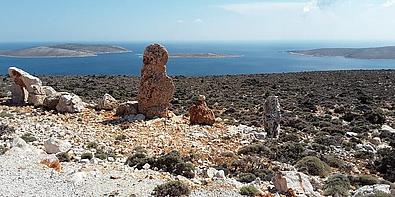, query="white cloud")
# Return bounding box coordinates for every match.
[382,0,395,7]
[177,19,184,23]
[193,18,203,23]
